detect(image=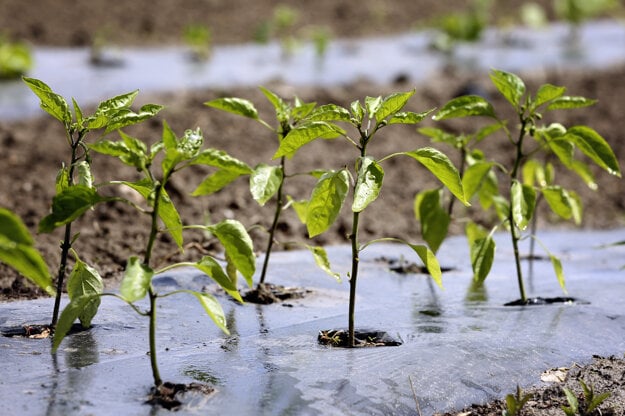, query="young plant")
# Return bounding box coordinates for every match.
[433,69,621,302]
[562,379,611,416]
[22,77,163,328]
[0,35,32,79]
[204,88,338,300]
[430,0,492,54]
[183,24,212,62]
[275,90,468,346]
[52,123,256,392]
[502,385,532,416]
